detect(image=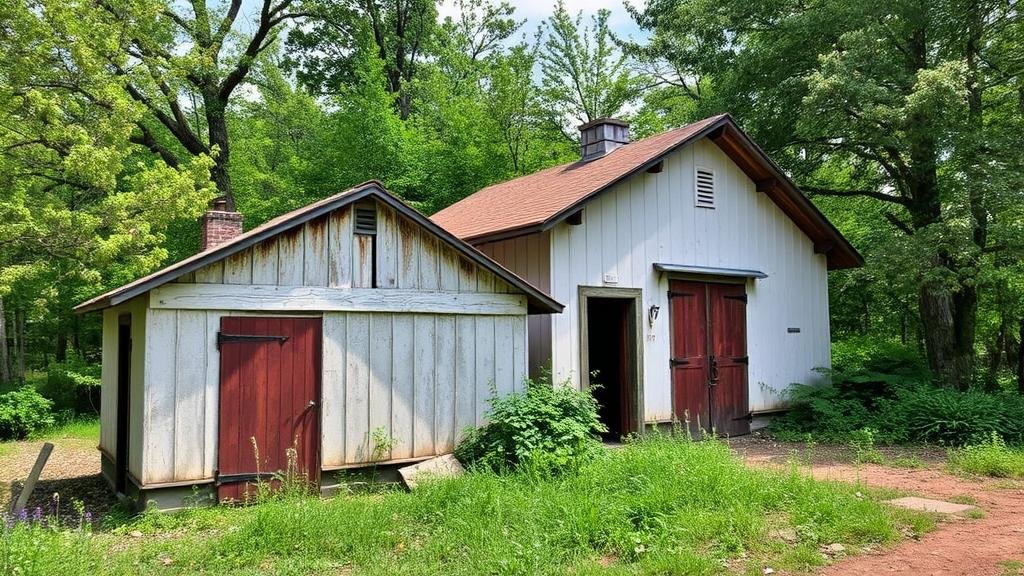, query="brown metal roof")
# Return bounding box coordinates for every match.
[74,181,563,315]
[431,114,863,270]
